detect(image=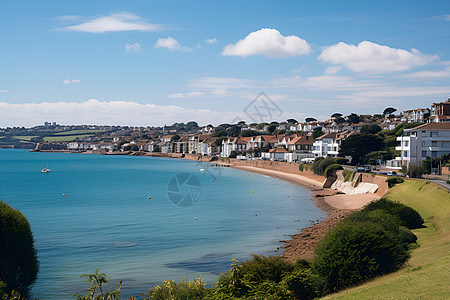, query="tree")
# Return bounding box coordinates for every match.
[305,118,317,123]
[339,134,384,165]
[185,121,199,130]
[171,135,181,142]
[360,124,382,134]
[239,130,259,137]
[346,113,360,124]
[312,129,324,139]
[267,124,277,134]
[0,201,39,295]
[286,118,298,124]
[331,113,343,118]
[130,144,139,151]
[383,107,397,115]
